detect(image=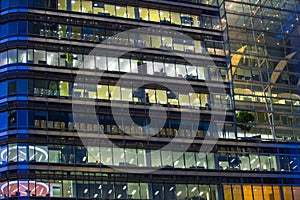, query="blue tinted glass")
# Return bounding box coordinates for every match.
[18,21,28,34]
[0,112,8,131]
[17,110,28,128]
[17,79,28,95]
[10,0,18,7]
[8,21,18,35]
[0,23,8,38]
[1,0,9,10]
[0,81,8,98]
